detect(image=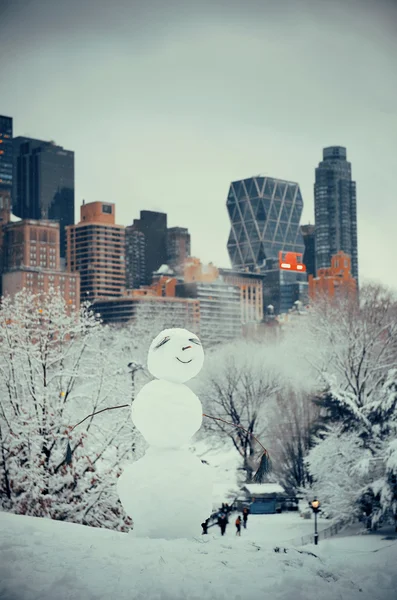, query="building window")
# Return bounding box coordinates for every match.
[102,204,112,214]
